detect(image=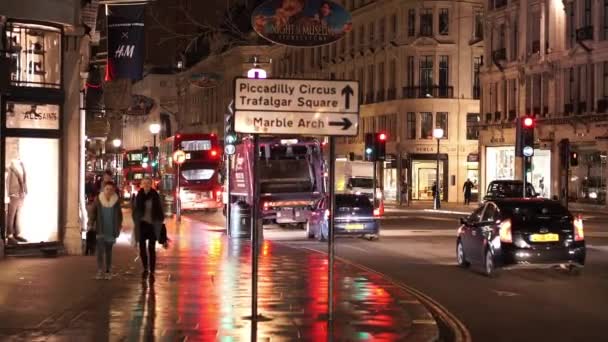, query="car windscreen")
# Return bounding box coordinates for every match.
[259,159,313,193]
[349,178,373,188]
[487,182,536,198]
[498,202,570,222]
[181,162,217,181]
[336,195,373,209]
